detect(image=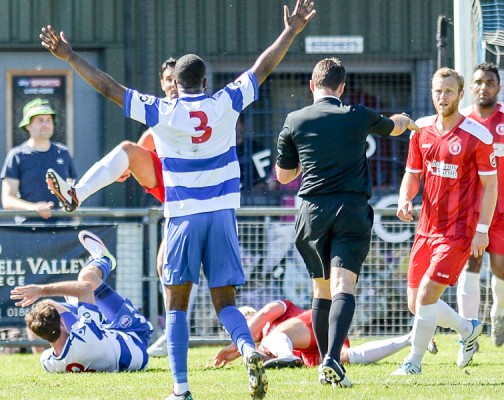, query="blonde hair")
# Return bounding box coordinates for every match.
[432,67,464,93]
